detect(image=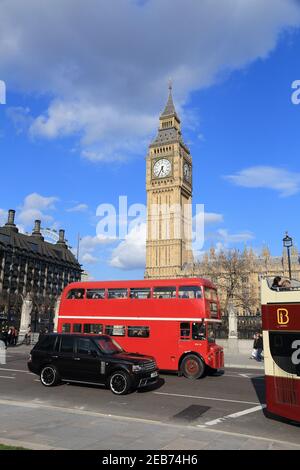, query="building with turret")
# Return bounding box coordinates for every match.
[0,209,82,331]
